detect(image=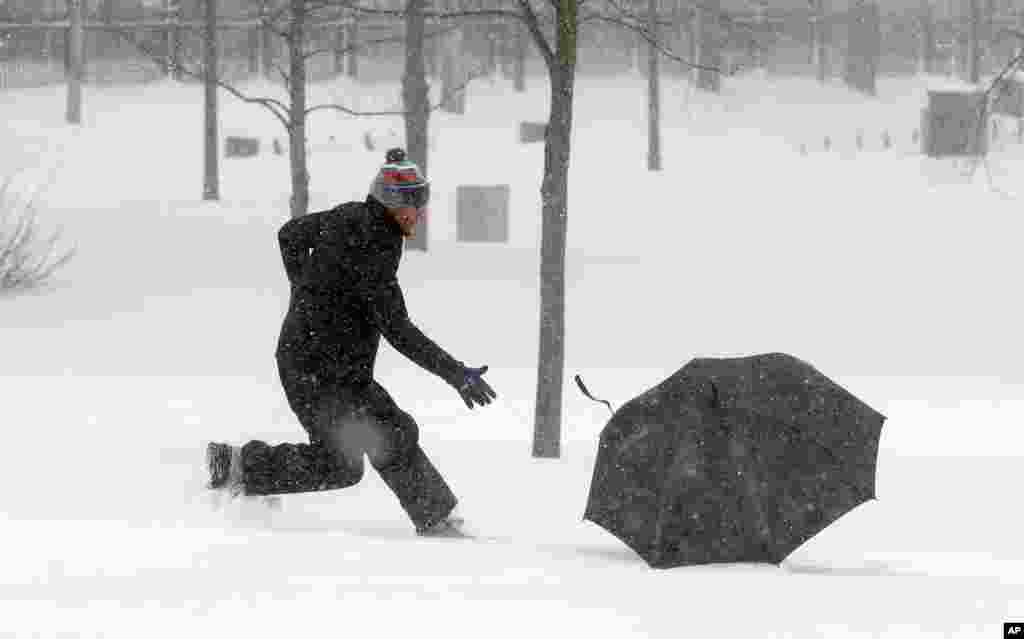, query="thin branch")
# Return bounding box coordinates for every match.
[518,0,556,68]
[300,21,464,61]
[263,19,291,40]
[0,211,32,286]
[420,8,526,22]
[961,46,1024,195]
[260,1,311,33]
[323,3,525,23]
[598,15,733,75]
[110,28,291,129]
[250,1,293,39]
[594,0,830,57]
[577,8,674,31]
[305,63,491,118]
[272,58,292,92]
[0,171,75,294]
[425,5,559,30]
[594,0,732,75]
[302,43,343,62]
[223,72,291,129]
[994,27,1024,46]
[303,0,346,14]
[606,0,760,37]
[381,0,556,69]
